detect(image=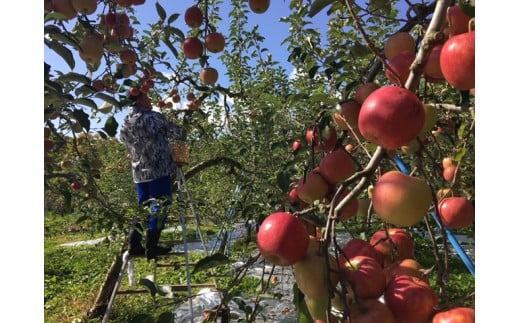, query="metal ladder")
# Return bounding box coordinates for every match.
[102,166,220,322]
